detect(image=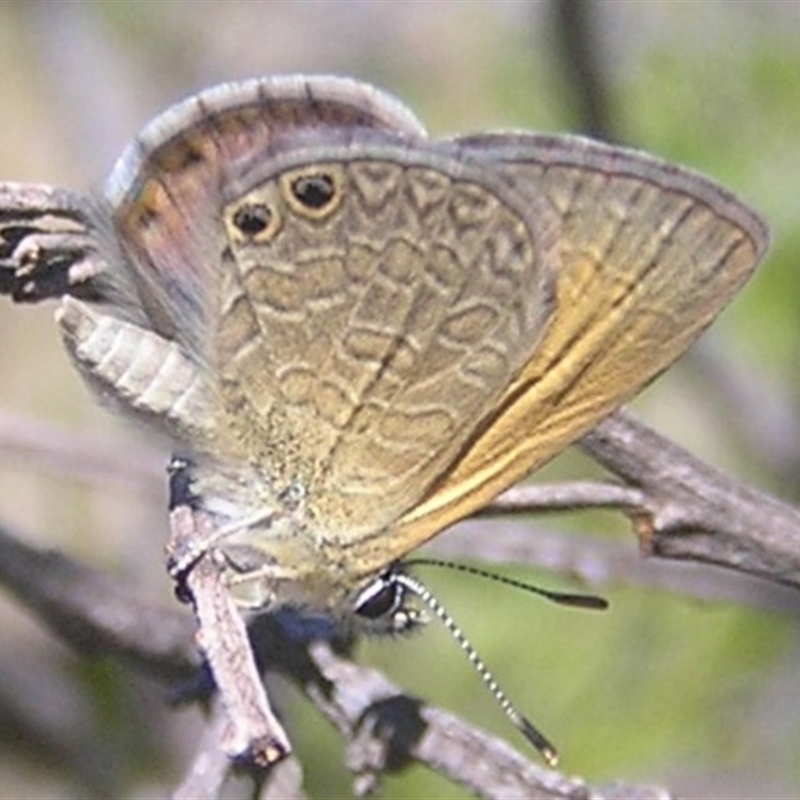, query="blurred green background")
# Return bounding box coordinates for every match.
[1,2,799,798]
